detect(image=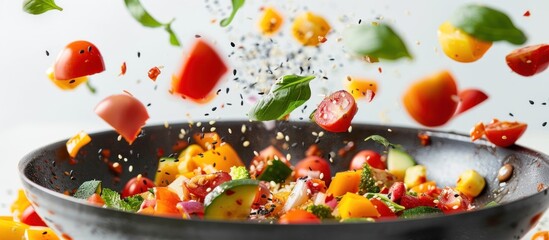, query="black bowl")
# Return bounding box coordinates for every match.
[19,121,549,240]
